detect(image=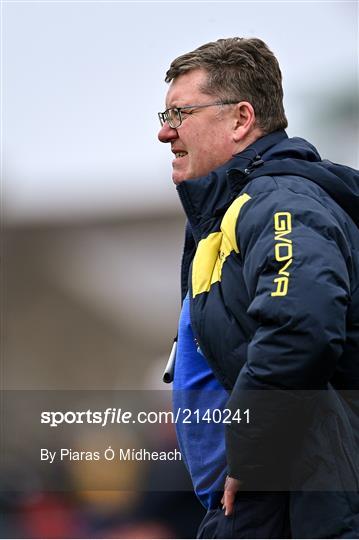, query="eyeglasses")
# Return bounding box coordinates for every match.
[158,100,238,129]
